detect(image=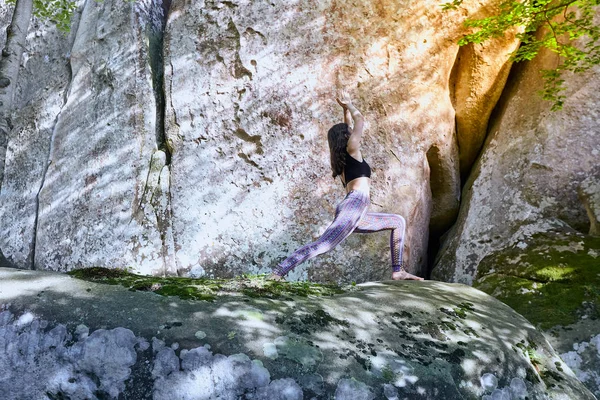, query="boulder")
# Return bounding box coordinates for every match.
[432,29,600,398]
[0,266,595,399]
[433,44,600,285]
[468,231,600,397]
